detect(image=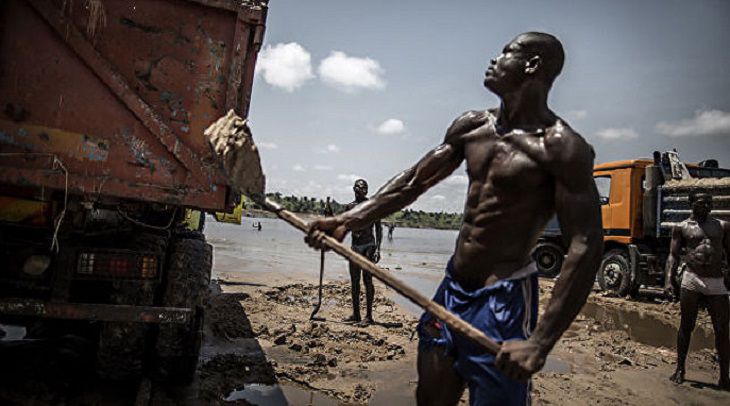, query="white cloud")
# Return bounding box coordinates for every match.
[565,110,587,121]
[318,51,385,92]
[376,119,405,135]
[255,42,314,92]
[258,142,278,150]
[314,144,341,154]
[337,174,362,182]
[314,164,333,171]
[292,164,306,172]
[656,109,730,137]
[596,127,639,141]
[445,175,468,185]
